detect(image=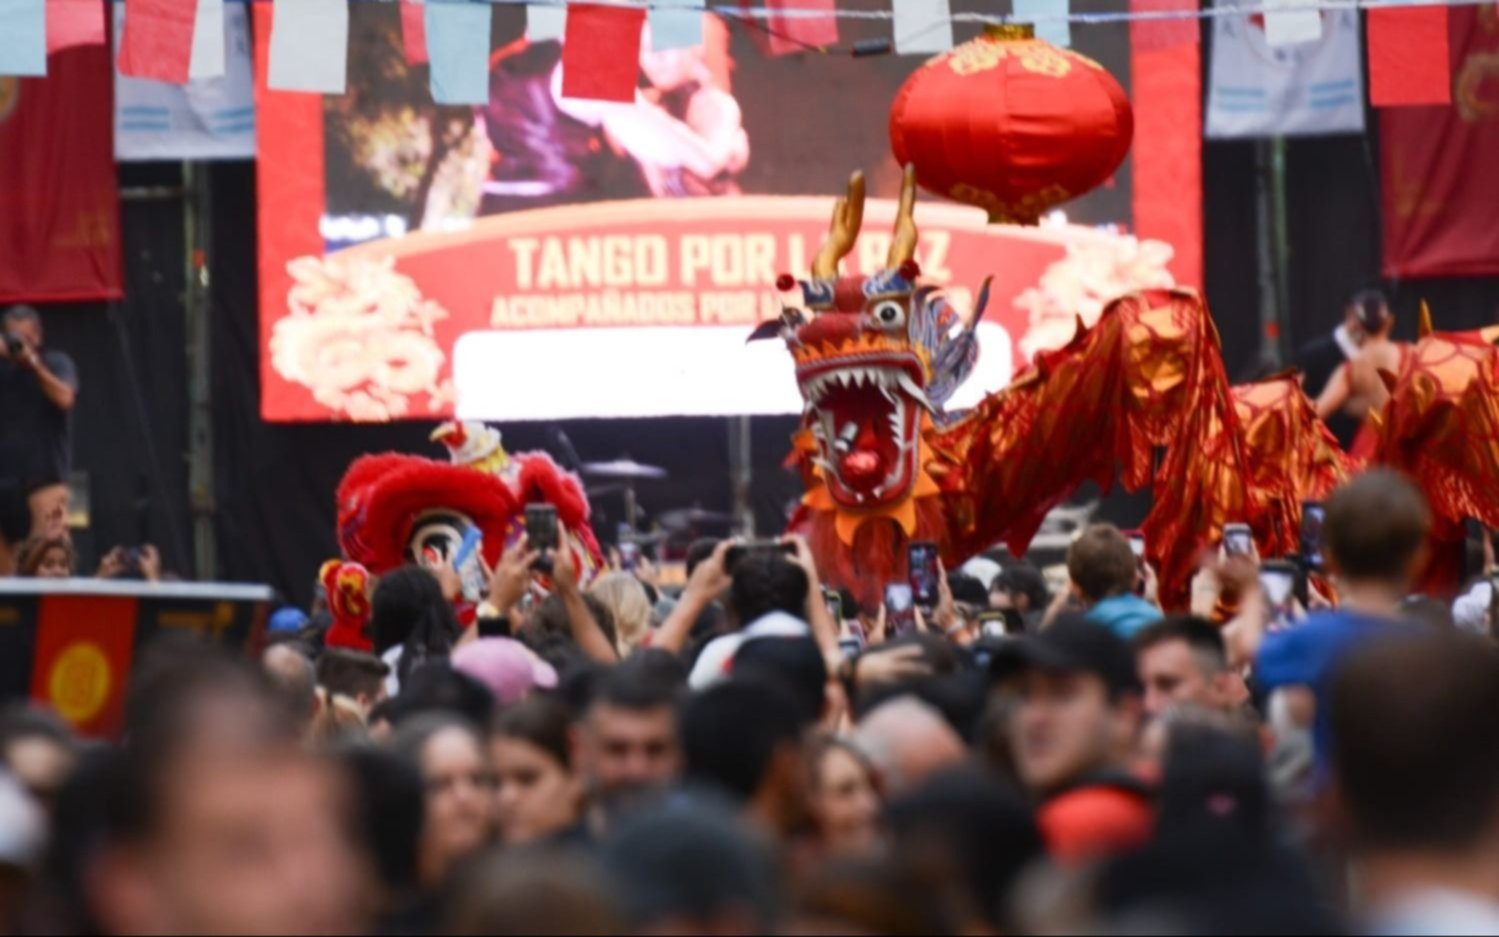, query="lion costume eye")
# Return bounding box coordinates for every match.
[871,301,907,330]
